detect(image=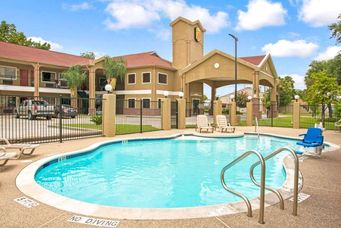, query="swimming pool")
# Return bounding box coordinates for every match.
[34,134,302,209]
